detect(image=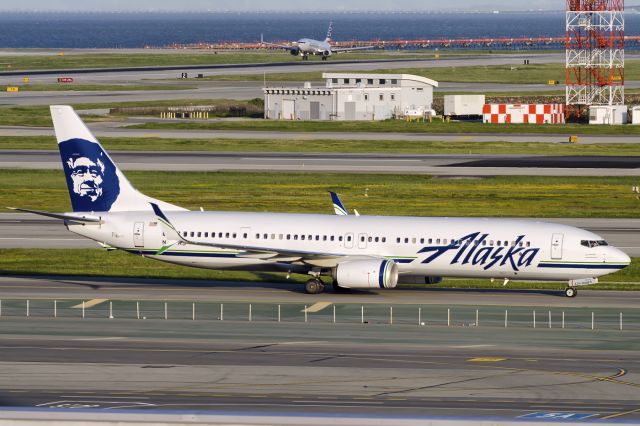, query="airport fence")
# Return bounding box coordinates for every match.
[0,299,639,331]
